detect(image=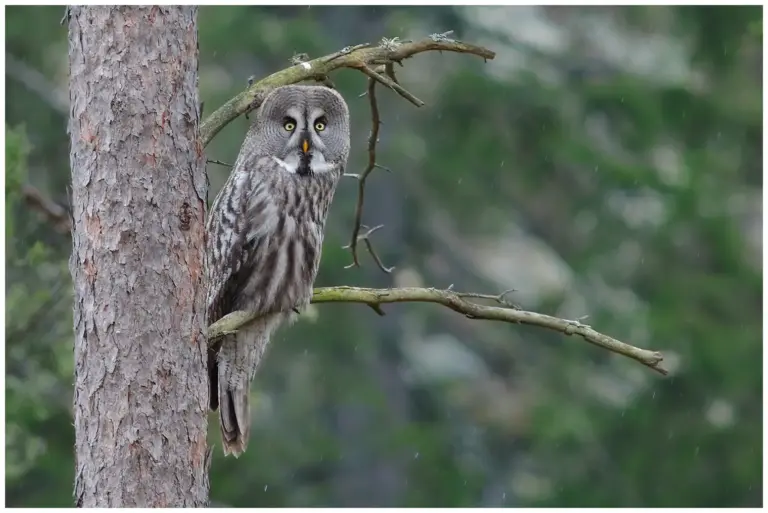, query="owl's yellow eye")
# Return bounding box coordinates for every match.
[314,121,326,132]
[284,120,296,131]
